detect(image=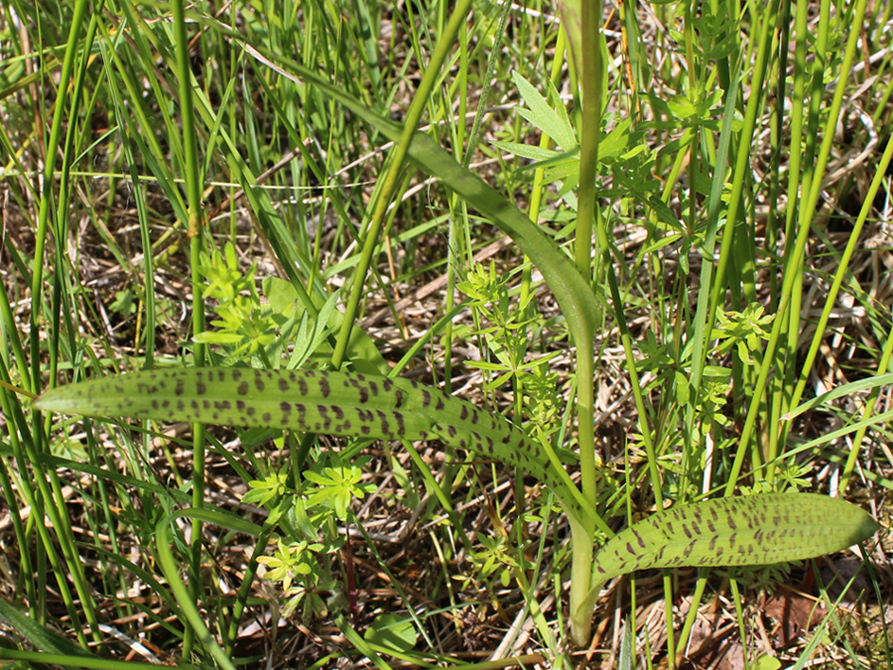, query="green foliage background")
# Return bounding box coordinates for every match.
[0,0,890,667]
